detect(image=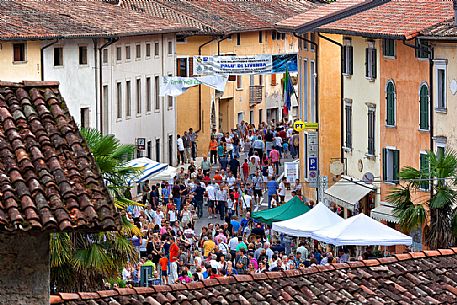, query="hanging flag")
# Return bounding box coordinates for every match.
[282,69,295,112]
